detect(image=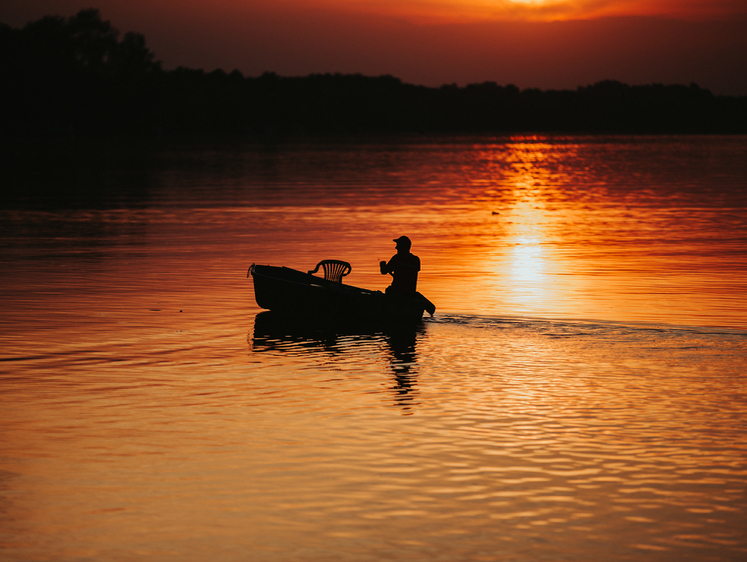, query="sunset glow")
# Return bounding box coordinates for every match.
[328,0,746,23]
[1,0,745,93]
